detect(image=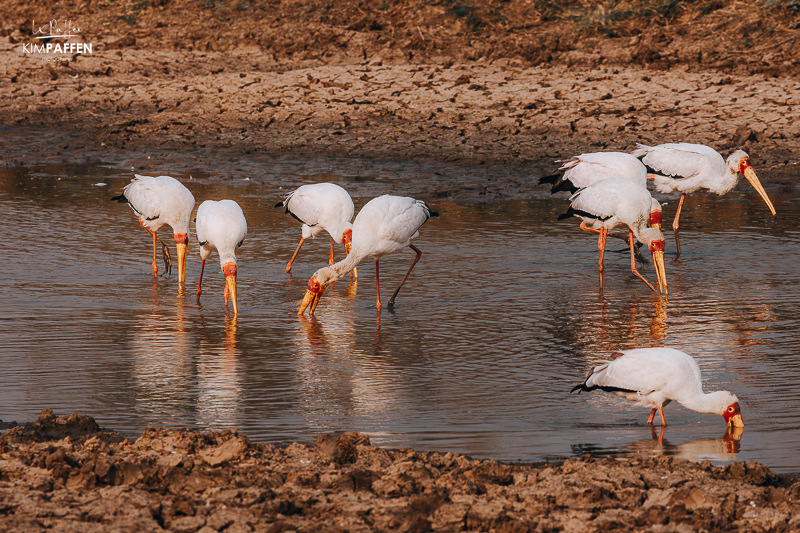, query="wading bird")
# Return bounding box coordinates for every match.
[541,152,660,263]
[276,183,356,276]
[195,199,247,315]
[571,347,744,428]
[559,177,667,294]
[112,174,195,282]
[539,152,647,194]
[299,195,437,316]
[631,143,777,253]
